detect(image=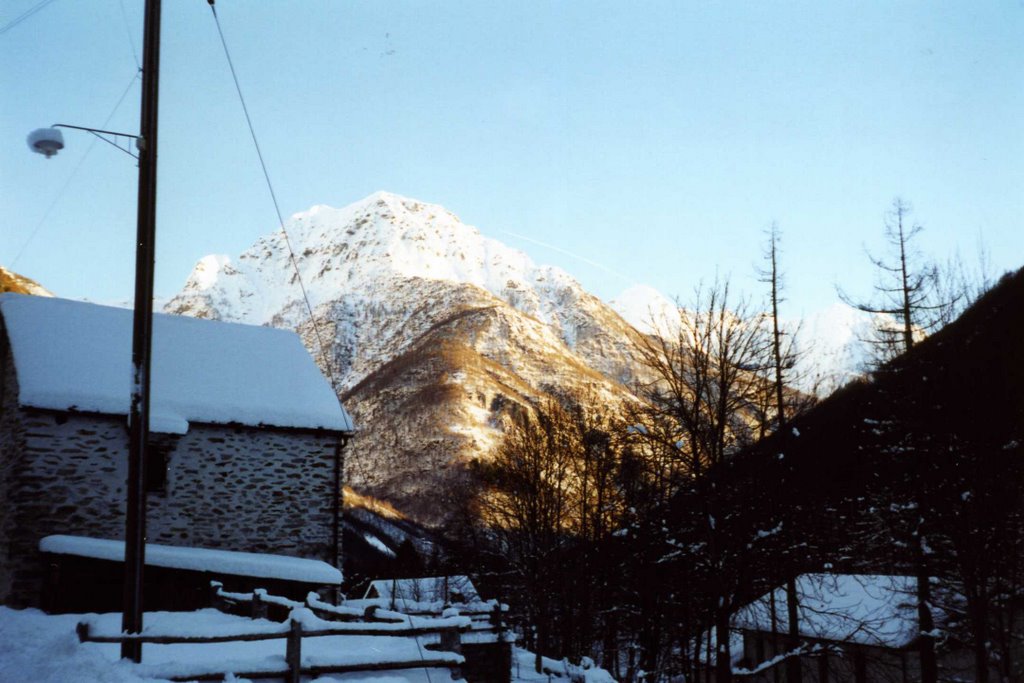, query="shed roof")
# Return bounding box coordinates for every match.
[0,294,353,434]
[733,573,930,649]
[365,576,480,605]
[40,535,341,584]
